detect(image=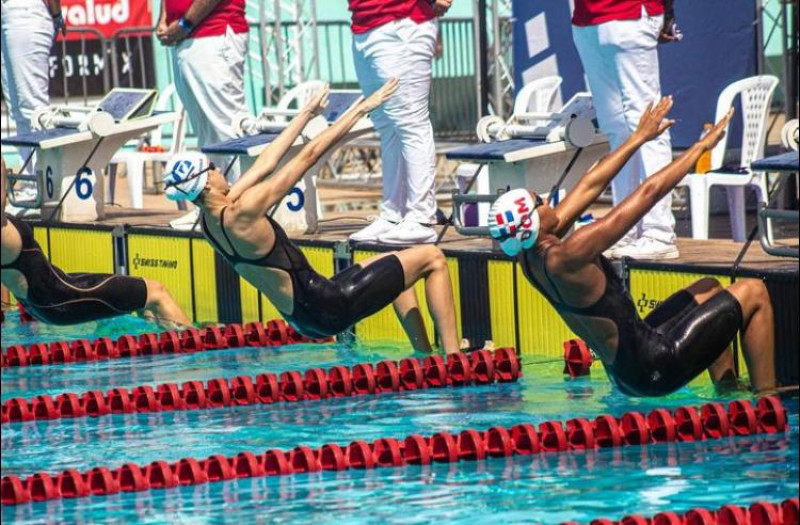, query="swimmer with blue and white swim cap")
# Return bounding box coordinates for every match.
[488,98,777,396]
[164,80,462,354]
[0,159,190,328]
